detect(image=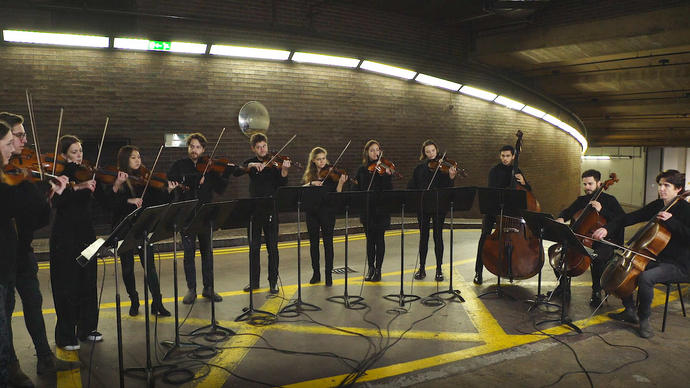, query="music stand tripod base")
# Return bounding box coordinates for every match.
[384,293,421,307]
[477,276,517,300]
[326,294,366,310]
[279,299,321,318]
[429,288,465,303]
